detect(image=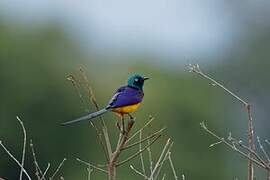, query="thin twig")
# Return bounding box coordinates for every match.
[227,133,268,167]
[188,64,248,105]
[161,174,166,180]
[228,134,269,170]
[200,122,269,170]
[30,139,43,179]
[116,134,161,167]
[154,142,174,180]
[149,138,171,179]
[123,128,166,150]
[257,136,270,163]
[139,130,147,179]
[41,163,51,180]
[189,64,255,180]
[151,139,172,180]
[68,73,109,161]
[168,152,178,180]
[79,68,112,158]
[16,116,27,180]
[0,141,32,180]
[266,140,270,146]
[127,116,155,143]
[49,158,66,180]
[181,174,185,180]
[67,75,89,113]
[130,165,149,179]
[147,138,153,177]
[76,158,108,174]
[87,167,93,180]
